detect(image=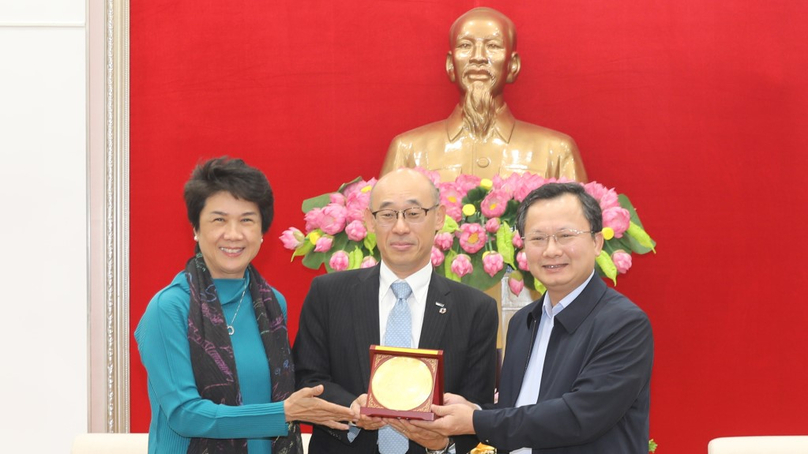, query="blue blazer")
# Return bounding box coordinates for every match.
[474,276,653,453]
[293,265,498,454]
